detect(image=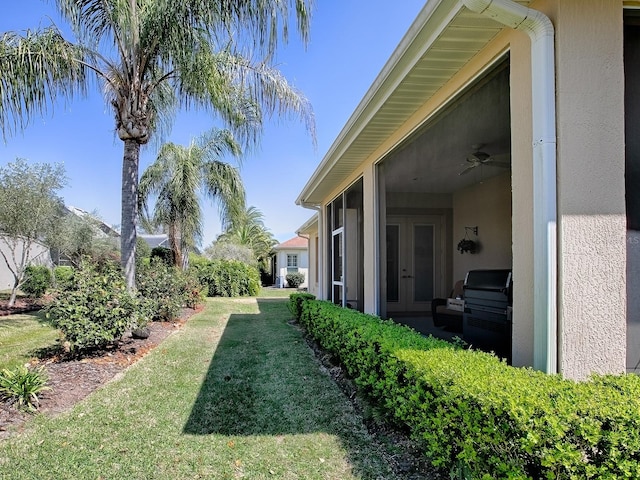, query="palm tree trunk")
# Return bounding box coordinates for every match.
[168,222,182,269]
[121,139,140,290]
